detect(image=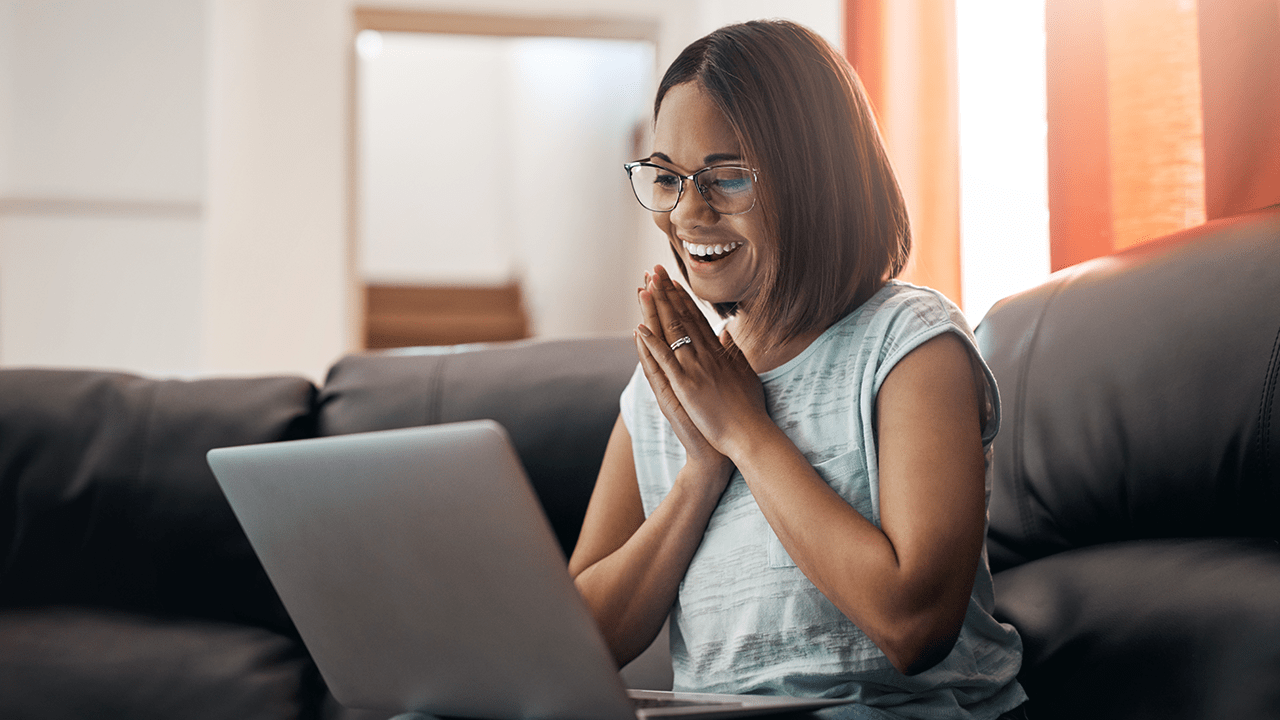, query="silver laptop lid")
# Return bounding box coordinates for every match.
[208,421,635,720]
